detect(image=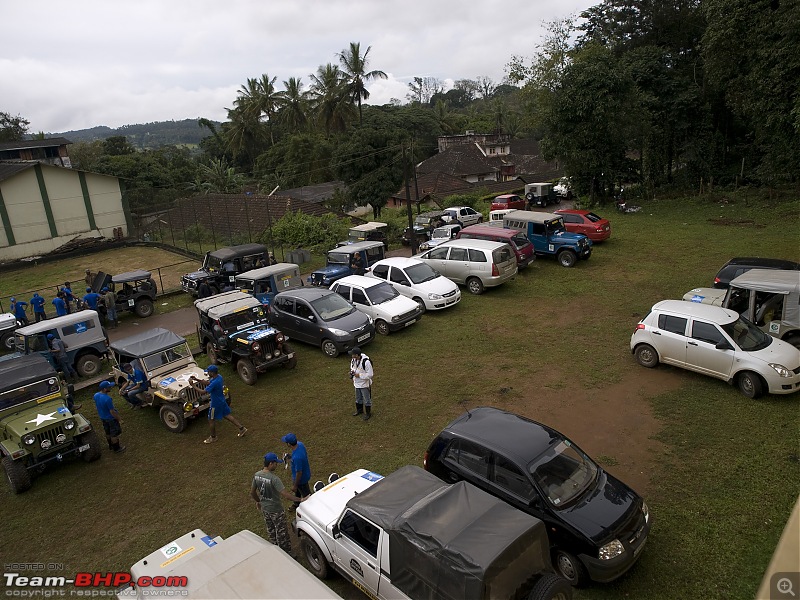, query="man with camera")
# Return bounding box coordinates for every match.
[349,346,374,421]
